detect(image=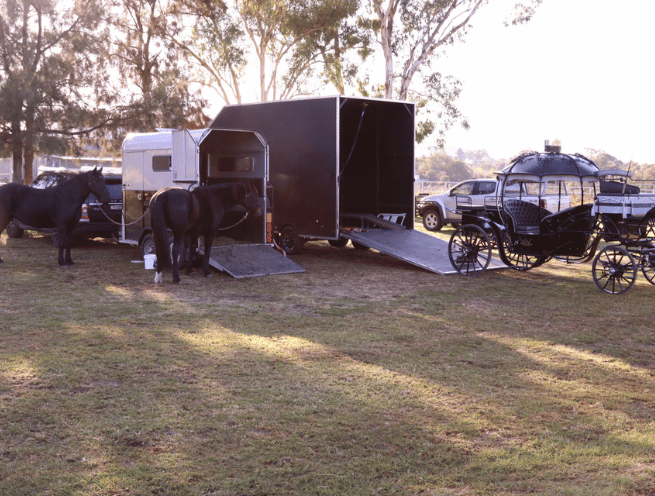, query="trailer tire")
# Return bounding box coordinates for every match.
[328,238,349,248]
[422,209,443,232]
[141,233,156,256]
[277,226,304,255]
